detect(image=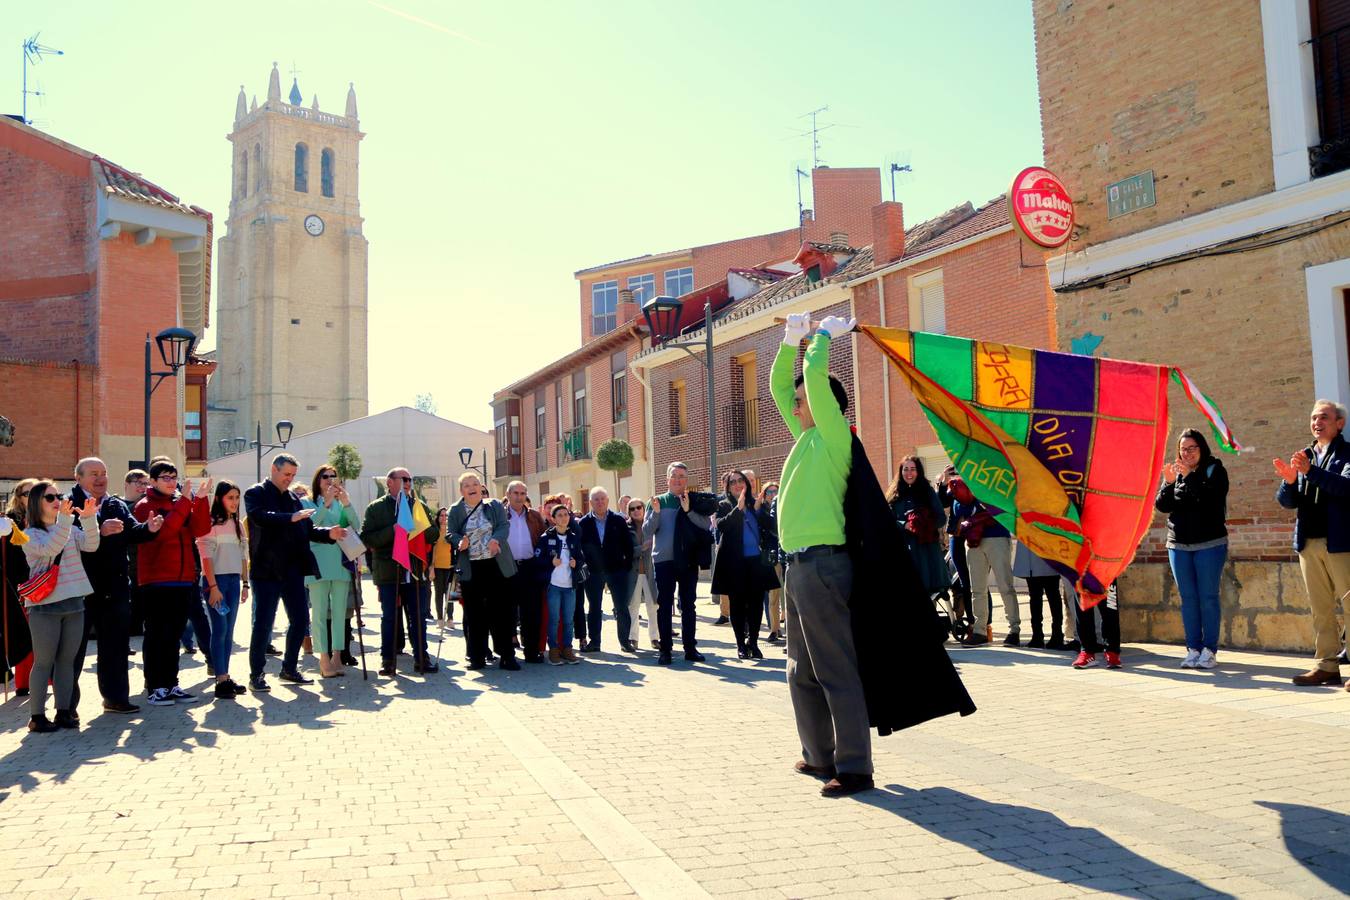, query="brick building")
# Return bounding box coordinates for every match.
[1032,0,1350,649]
[0,117,212,493]
[490,167,881,503]
[636,197,1055,498]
